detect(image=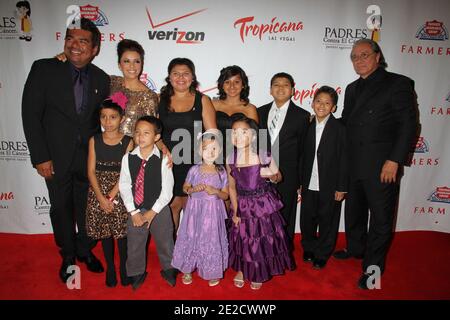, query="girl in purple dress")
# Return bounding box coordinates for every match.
[227,114,295,290]
[171,130,229,287]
